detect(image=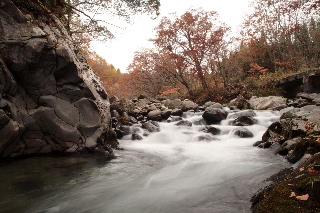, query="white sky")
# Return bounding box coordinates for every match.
[91,0,252,72]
